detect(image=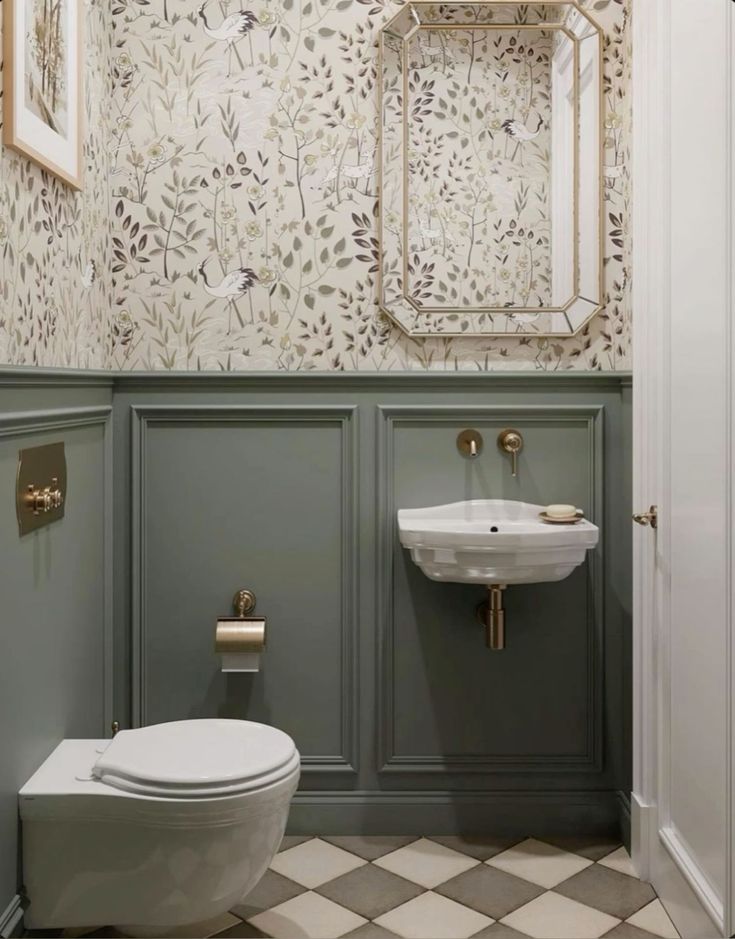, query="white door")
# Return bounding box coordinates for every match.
[632,1,734,936]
